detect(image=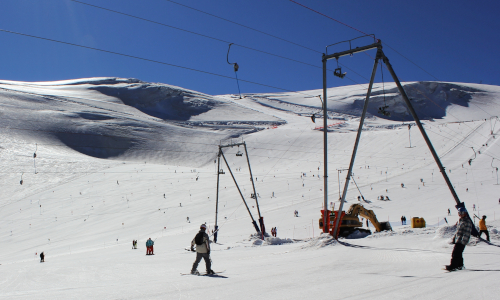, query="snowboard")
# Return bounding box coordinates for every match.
[181,270,225,276]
